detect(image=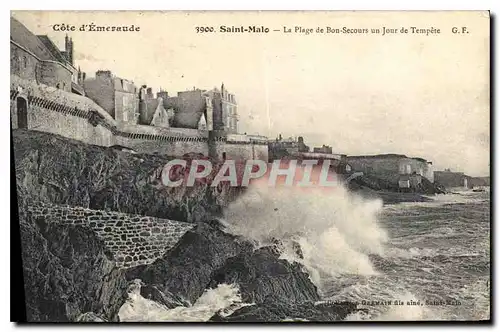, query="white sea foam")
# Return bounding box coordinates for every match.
[383,192,489,211]
[221,178,388,289]
[119,281,250,322]
[118,180,488,322]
